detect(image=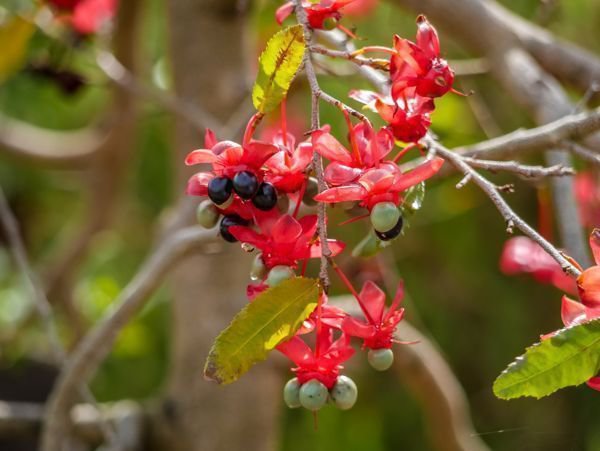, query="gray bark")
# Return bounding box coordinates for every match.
[156,1,282,450]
